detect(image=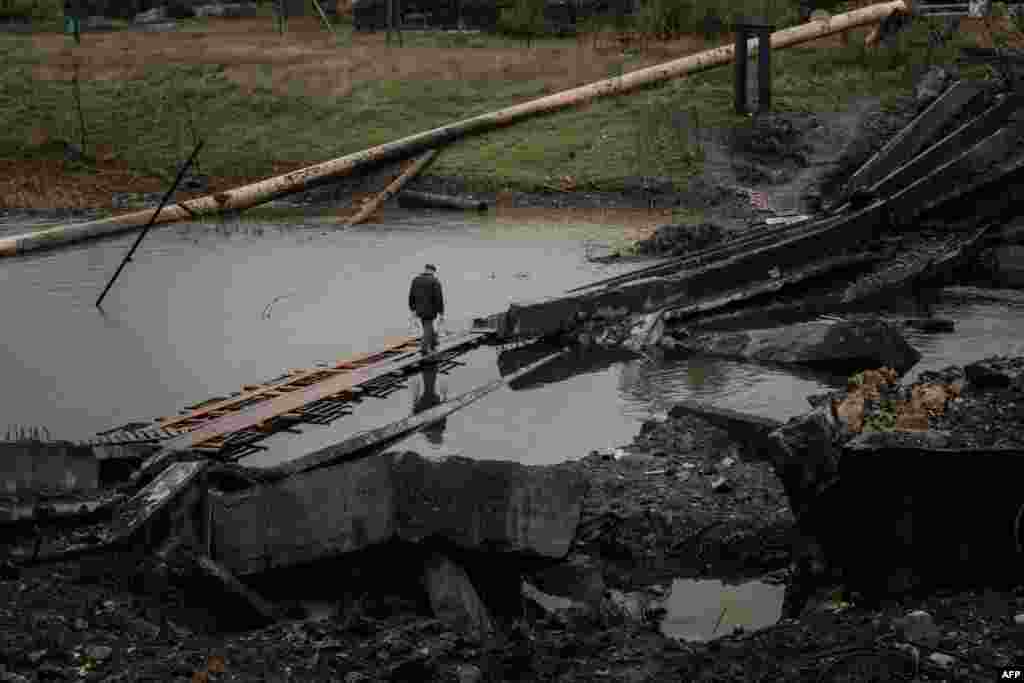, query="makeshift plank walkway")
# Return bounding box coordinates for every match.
[133,330,490,480]
[94,336,423,448]
[263,347,570,480]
